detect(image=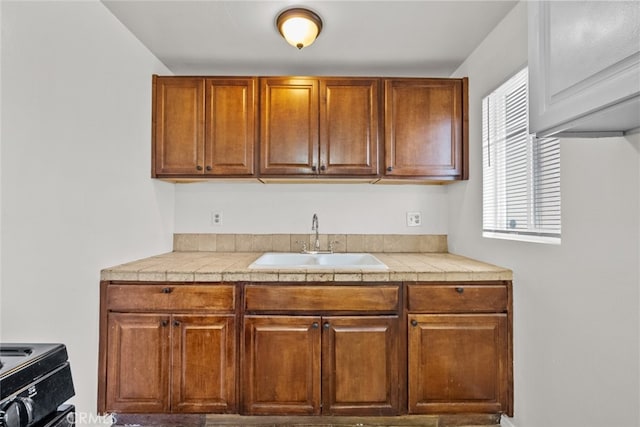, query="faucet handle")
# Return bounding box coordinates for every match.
[295,240,308,253]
